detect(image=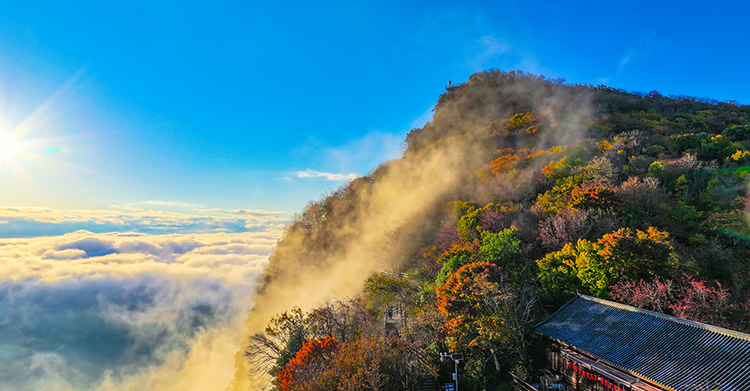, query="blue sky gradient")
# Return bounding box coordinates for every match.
[1,0,749,223]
